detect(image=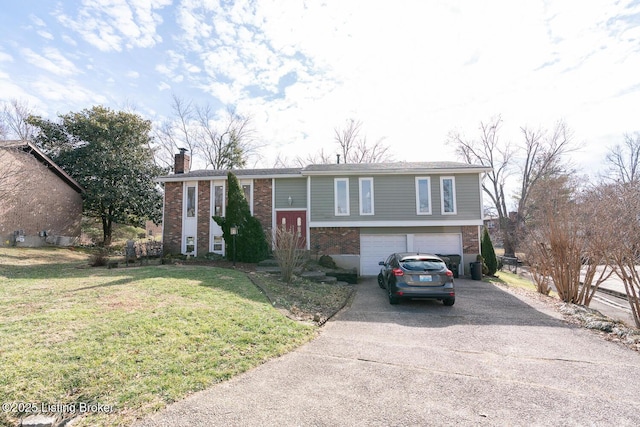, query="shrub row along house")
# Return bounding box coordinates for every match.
[0,140,83,247]
[158,150,491,276]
